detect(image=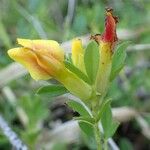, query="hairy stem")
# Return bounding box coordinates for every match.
[94,122,102,150]
[104,139,108,150]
